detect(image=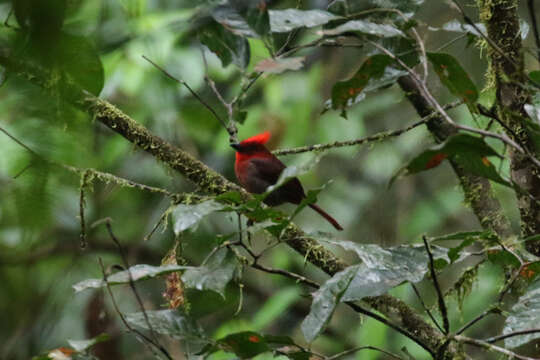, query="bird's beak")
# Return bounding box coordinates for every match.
[230,143,240,150]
